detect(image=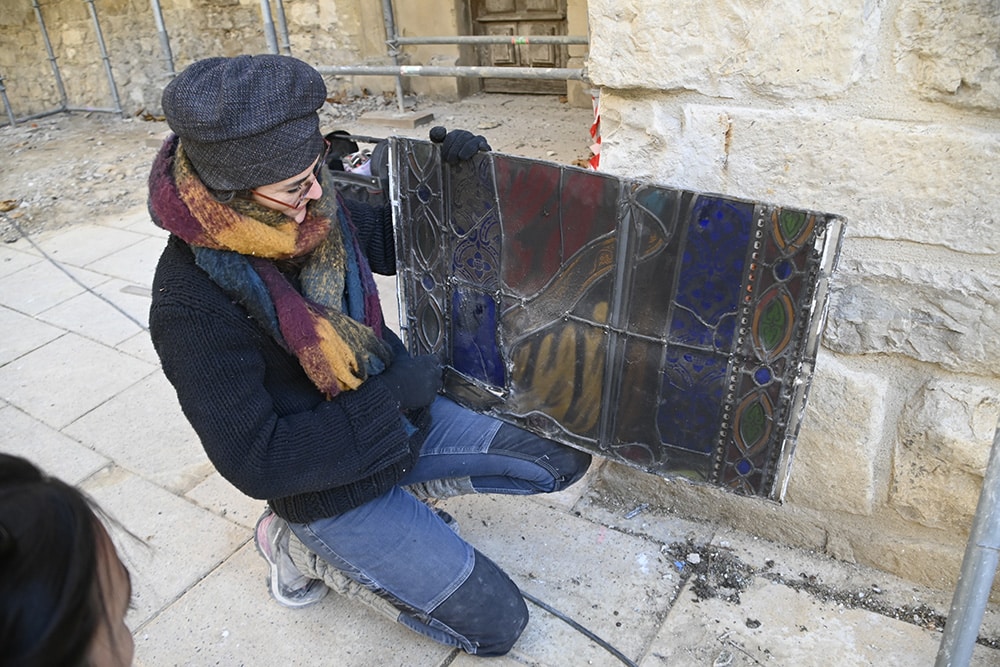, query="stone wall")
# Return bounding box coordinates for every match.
[587,0,1000,595]
[0,0,590,120]
[0,0,456,119]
